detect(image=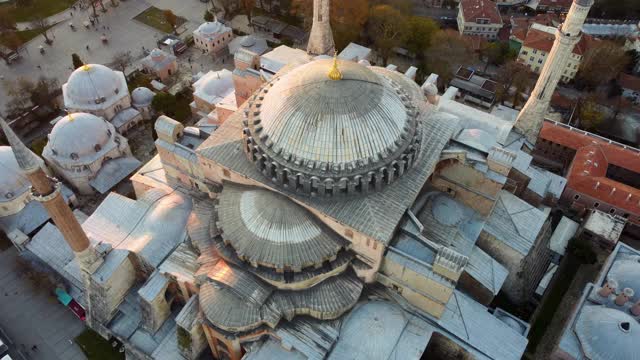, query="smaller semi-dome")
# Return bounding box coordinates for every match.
[47,113,113,161]
[216,184,347,271]
[64,64,126,107]
[575,306,640,360]
[149,48,164,60]
[0,146,31,201]
[131,87,155,107]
